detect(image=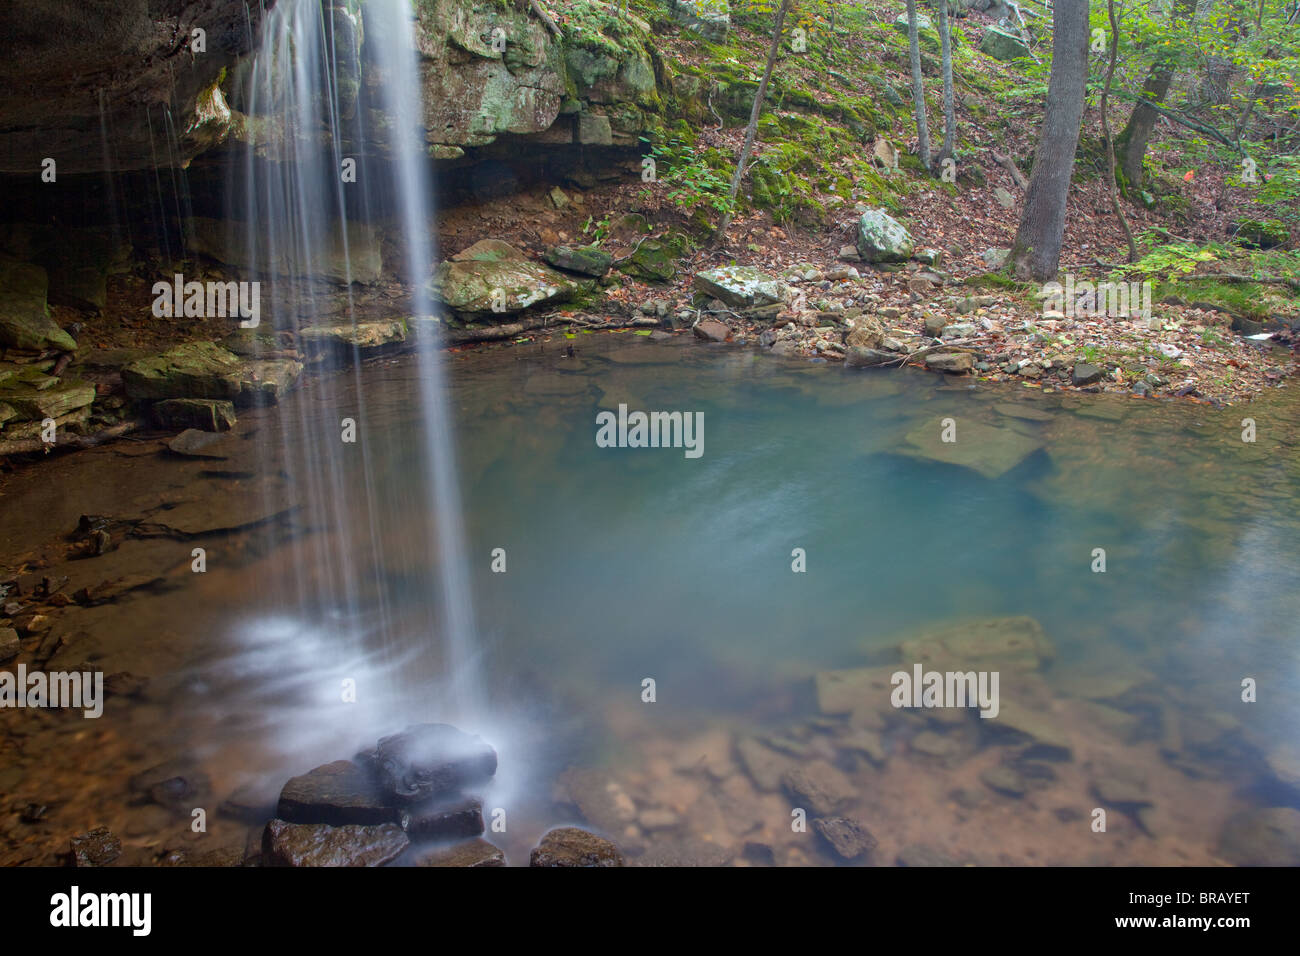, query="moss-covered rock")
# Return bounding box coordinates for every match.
[432,239,577,316]
[545,244,613,277]
[0,258,75,352]
[616,233,689,283]
[121,341,301,406]
[980,26,1030,62]
[856,209,914,263]
[1233,218,1289,250]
